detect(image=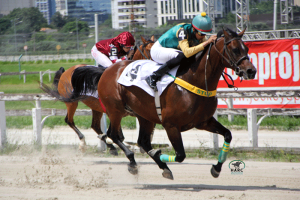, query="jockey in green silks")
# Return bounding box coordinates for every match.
[146,12,217,89]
